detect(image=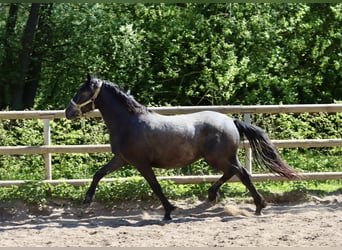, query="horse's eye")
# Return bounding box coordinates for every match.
[90,81,97,89]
